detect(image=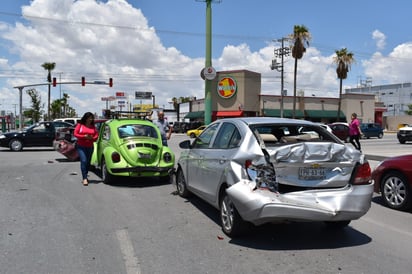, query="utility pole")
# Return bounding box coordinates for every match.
[271,38,290,118]
[197,0,221,125]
